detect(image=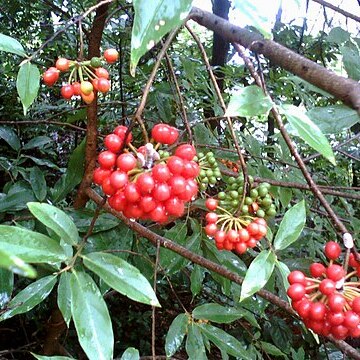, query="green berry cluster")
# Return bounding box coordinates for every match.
[218,176,276,218]
[195,151,222,191]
